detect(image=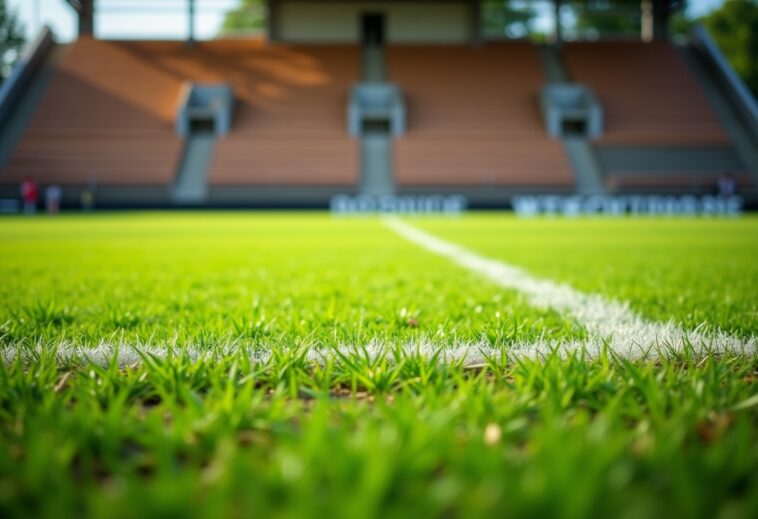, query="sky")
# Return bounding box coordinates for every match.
[7,0,726,42]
